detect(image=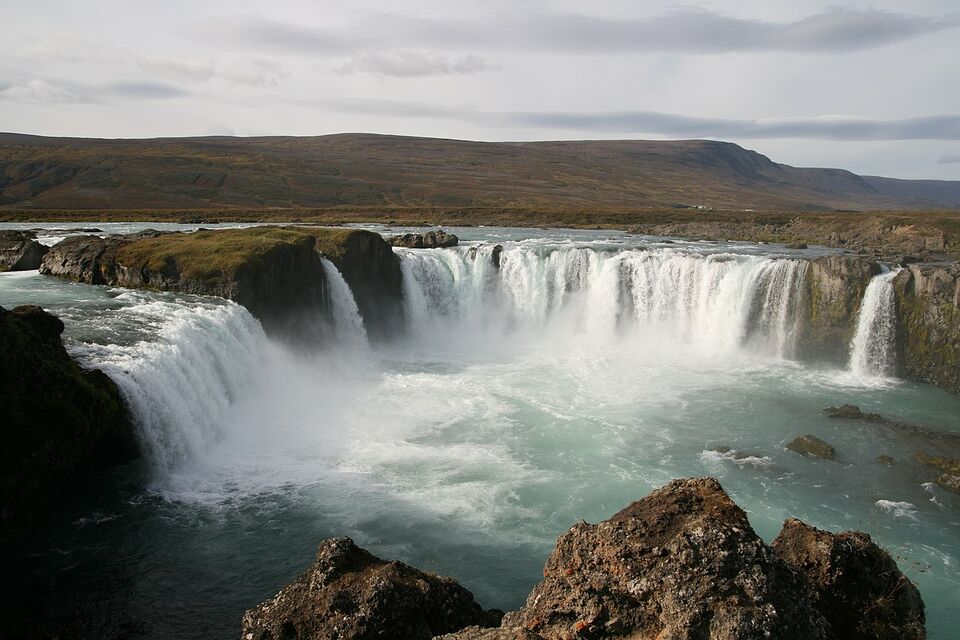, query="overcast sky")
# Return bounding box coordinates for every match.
[2,0,959,179]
